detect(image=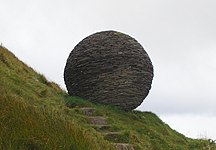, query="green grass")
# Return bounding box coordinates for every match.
[66,96,213,149]
[0,46,215,149]
[0,46,113,150]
